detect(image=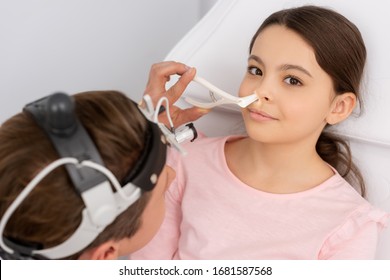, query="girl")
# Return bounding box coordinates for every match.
[131,6,389,259]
